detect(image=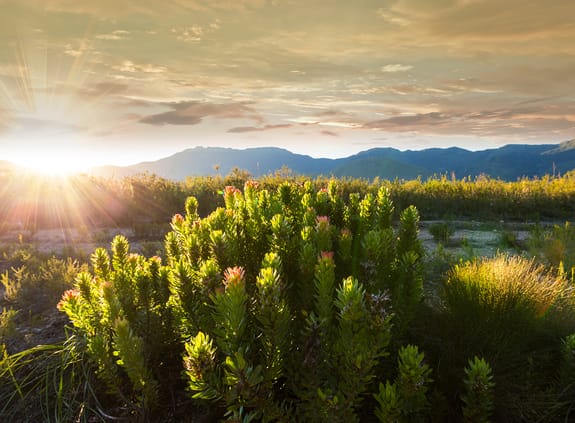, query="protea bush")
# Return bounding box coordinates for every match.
[56,180,425,420]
